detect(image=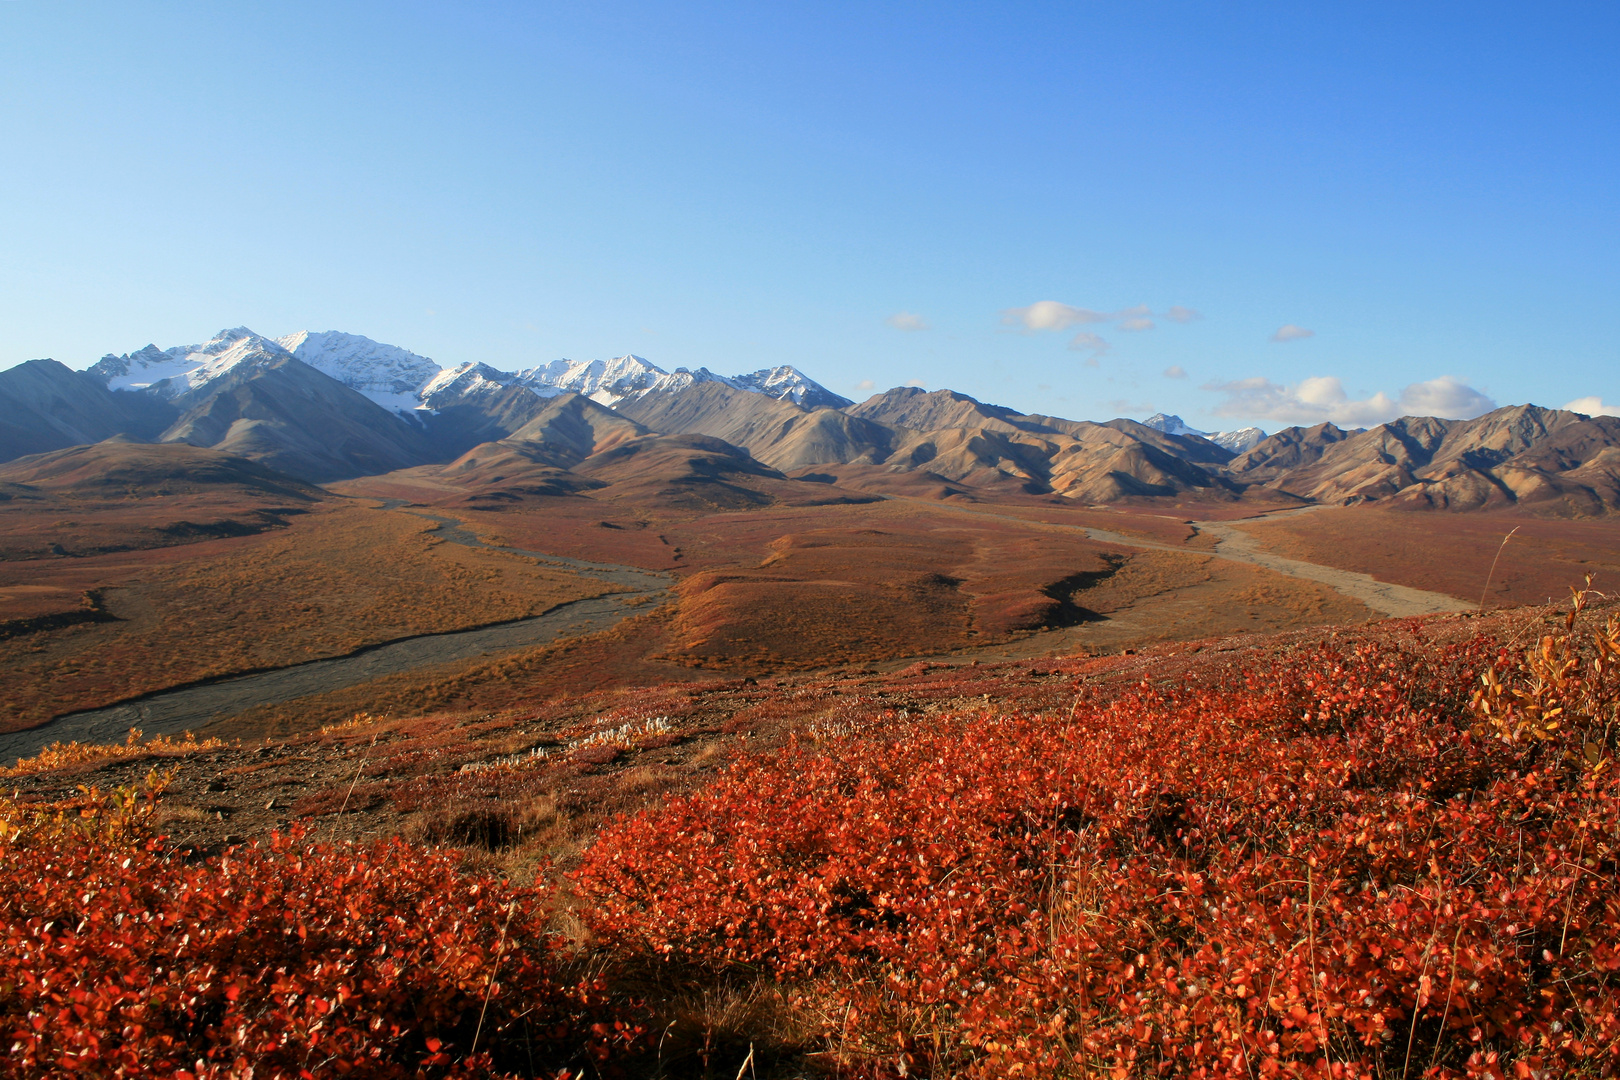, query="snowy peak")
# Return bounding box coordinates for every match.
[1209,427,1267,454]
[419,362,532,407]
[87,325,850,421]
[89,328,292,399]
[1142,413,1266,454]
[276,331,440,396]
[731,365,852,409]
[510,355,687,406]
[275,330,442,417]
[496,356,848,410]
[1142,413,1205,439]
